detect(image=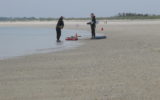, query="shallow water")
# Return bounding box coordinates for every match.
[0,26,90,59]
